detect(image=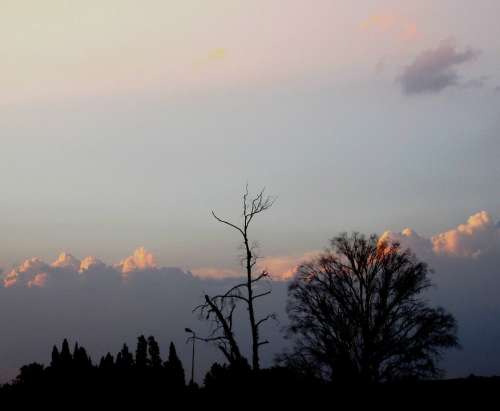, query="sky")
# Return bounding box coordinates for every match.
[0,0,499,380]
